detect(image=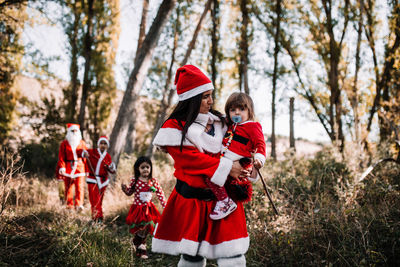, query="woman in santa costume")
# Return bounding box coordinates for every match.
[57,123,88,211]
[151,65,253,267]
[83,136,116,223]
